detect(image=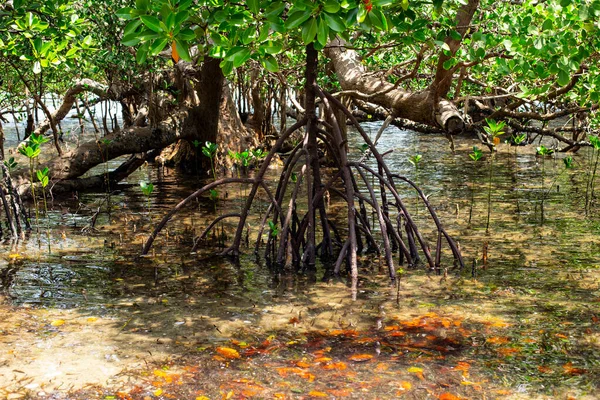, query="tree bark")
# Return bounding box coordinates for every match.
[325,39,464,133]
